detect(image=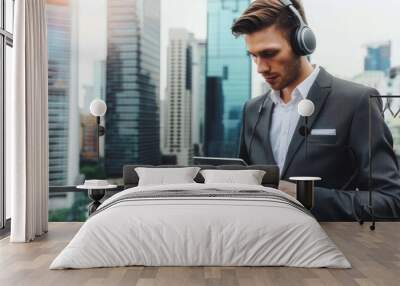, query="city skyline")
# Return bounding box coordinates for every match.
[43,0,400,224]
[46,0,400,183]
